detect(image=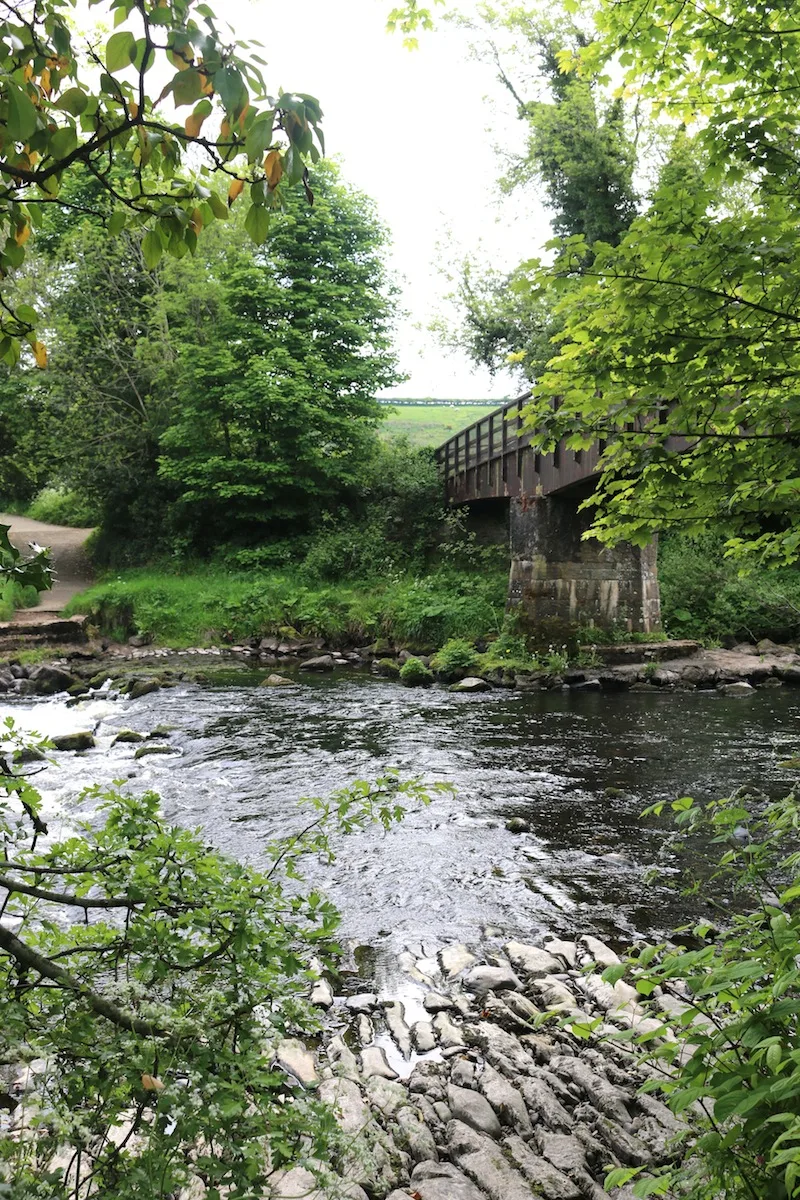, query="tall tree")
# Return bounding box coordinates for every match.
[445,6,639,381]
[158,163,400,550]
[520,1,800,567]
